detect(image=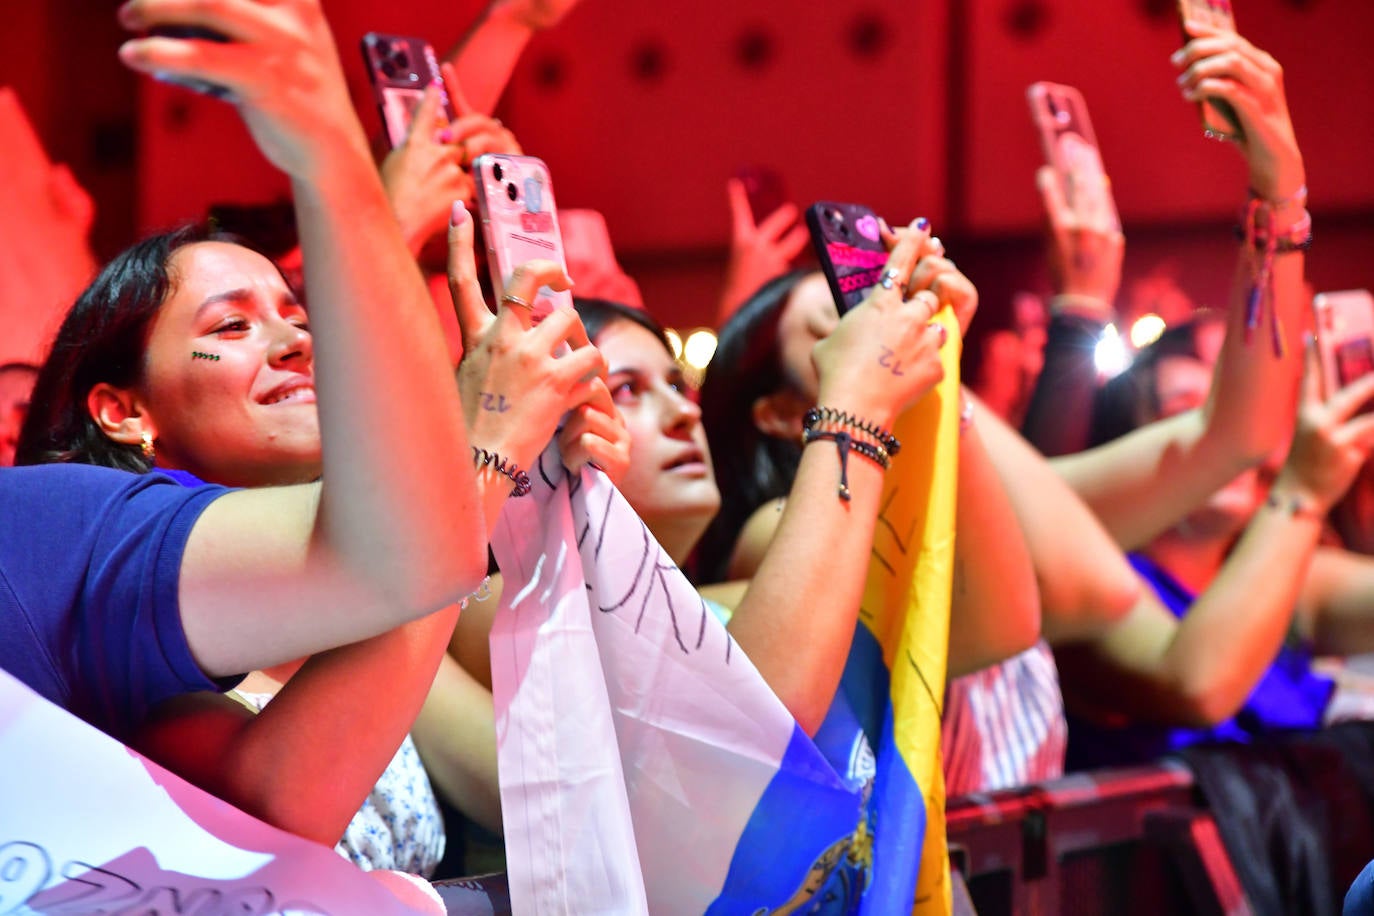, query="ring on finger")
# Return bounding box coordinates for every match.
[501,293,532,309]
[880,268,905,290]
